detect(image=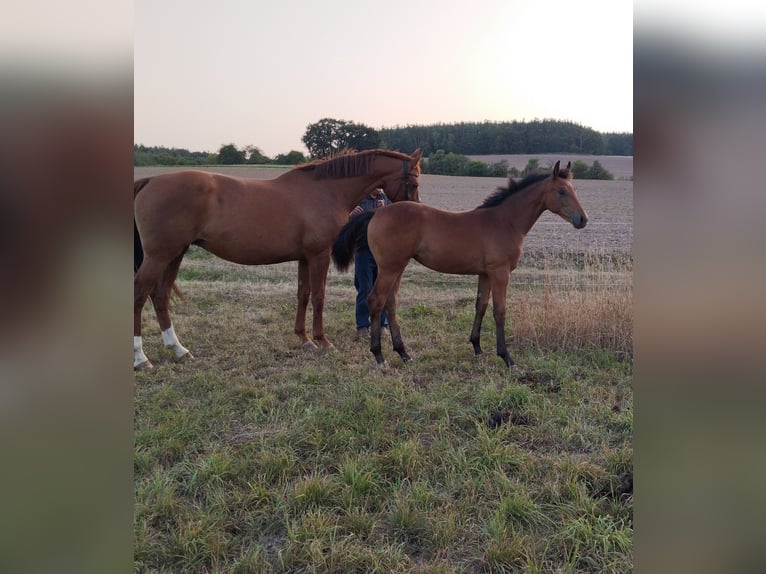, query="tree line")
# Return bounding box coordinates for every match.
[133,144,307,167]
[380,119,632,156]
[423,154,615,180]
[135,118,632,168]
